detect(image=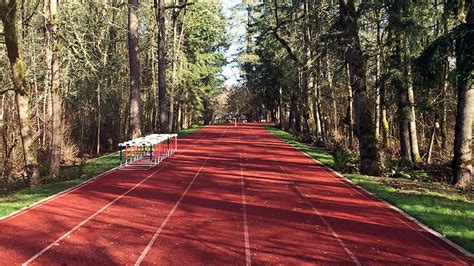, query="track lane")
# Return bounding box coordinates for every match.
[239,123,358,264]
[26,125,231,265]
[0,126,215,264]
[257,124,473,265]
[1,123,472,265]
[135,126,248,265]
